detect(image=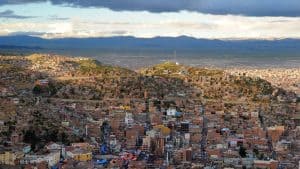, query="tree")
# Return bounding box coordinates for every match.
[60,132,70,145]
[48,83,57,95]
[239,146,247,158]
[258,153,265,160]
[253,147,259,157]
[43,129,58,142]
[32,85,42,94]
[23,129,40,151]
[100,121,111,144]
